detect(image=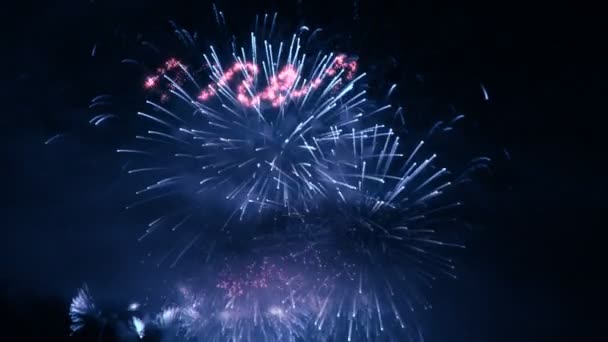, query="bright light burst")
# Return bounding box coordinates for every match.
[288,124,488,341]
[69,7,491,342]
[120,26,372,239]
